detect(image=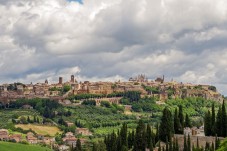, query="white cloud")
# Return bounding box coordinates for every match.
[1,0,227,94]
